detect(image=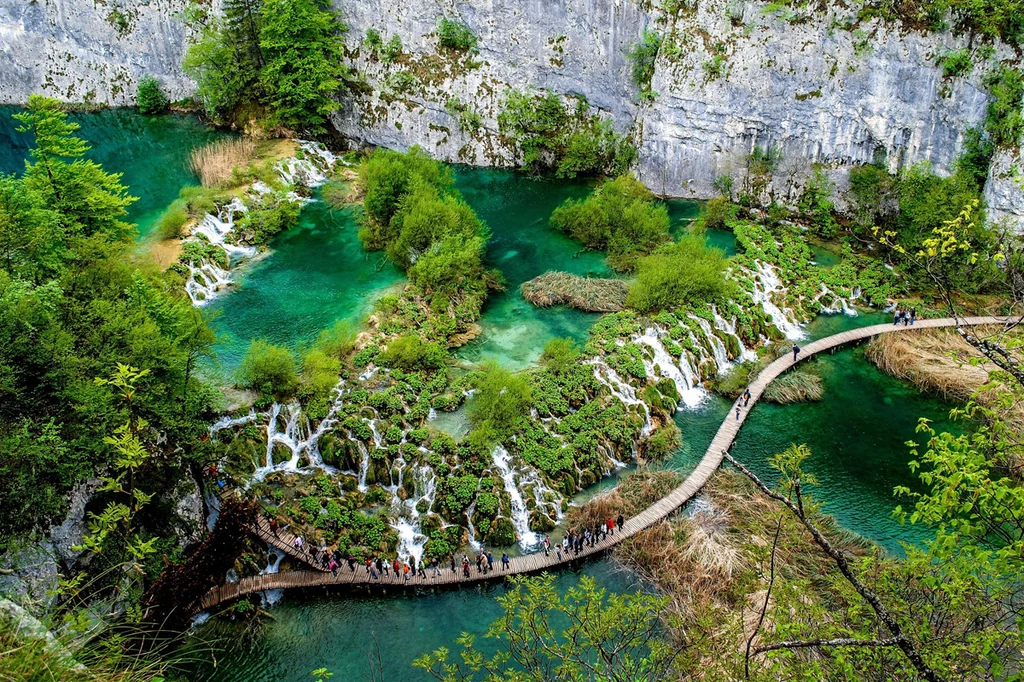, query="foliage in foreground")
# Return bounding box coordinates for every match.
[413,574,683,682]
